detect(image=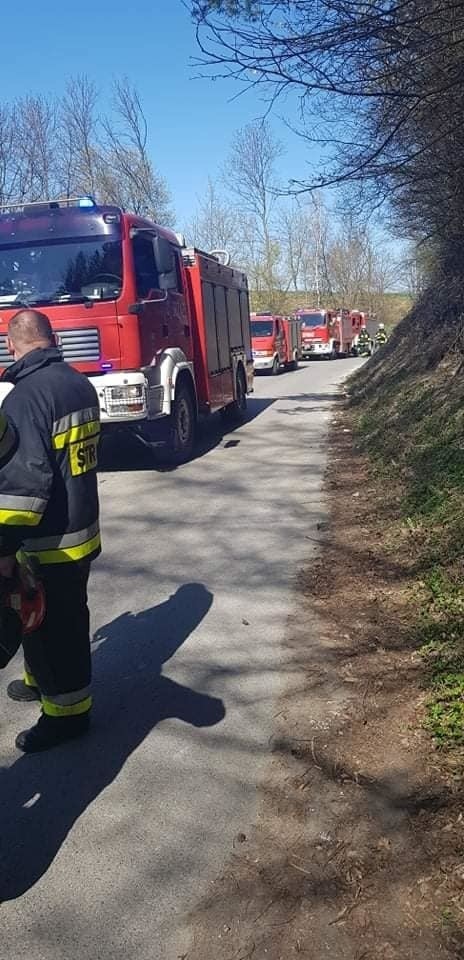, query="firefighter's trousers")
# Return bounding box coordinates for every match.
[23,560,92,719]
